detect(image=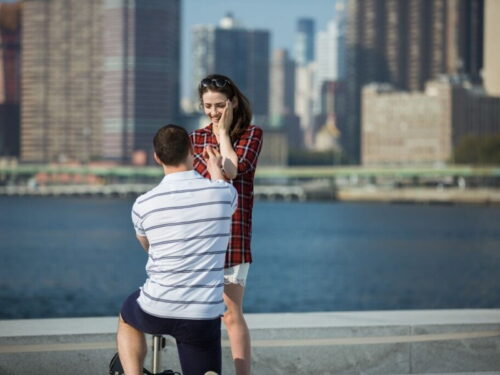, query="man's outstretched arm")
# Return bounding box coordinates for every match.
[136,235,149,252]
